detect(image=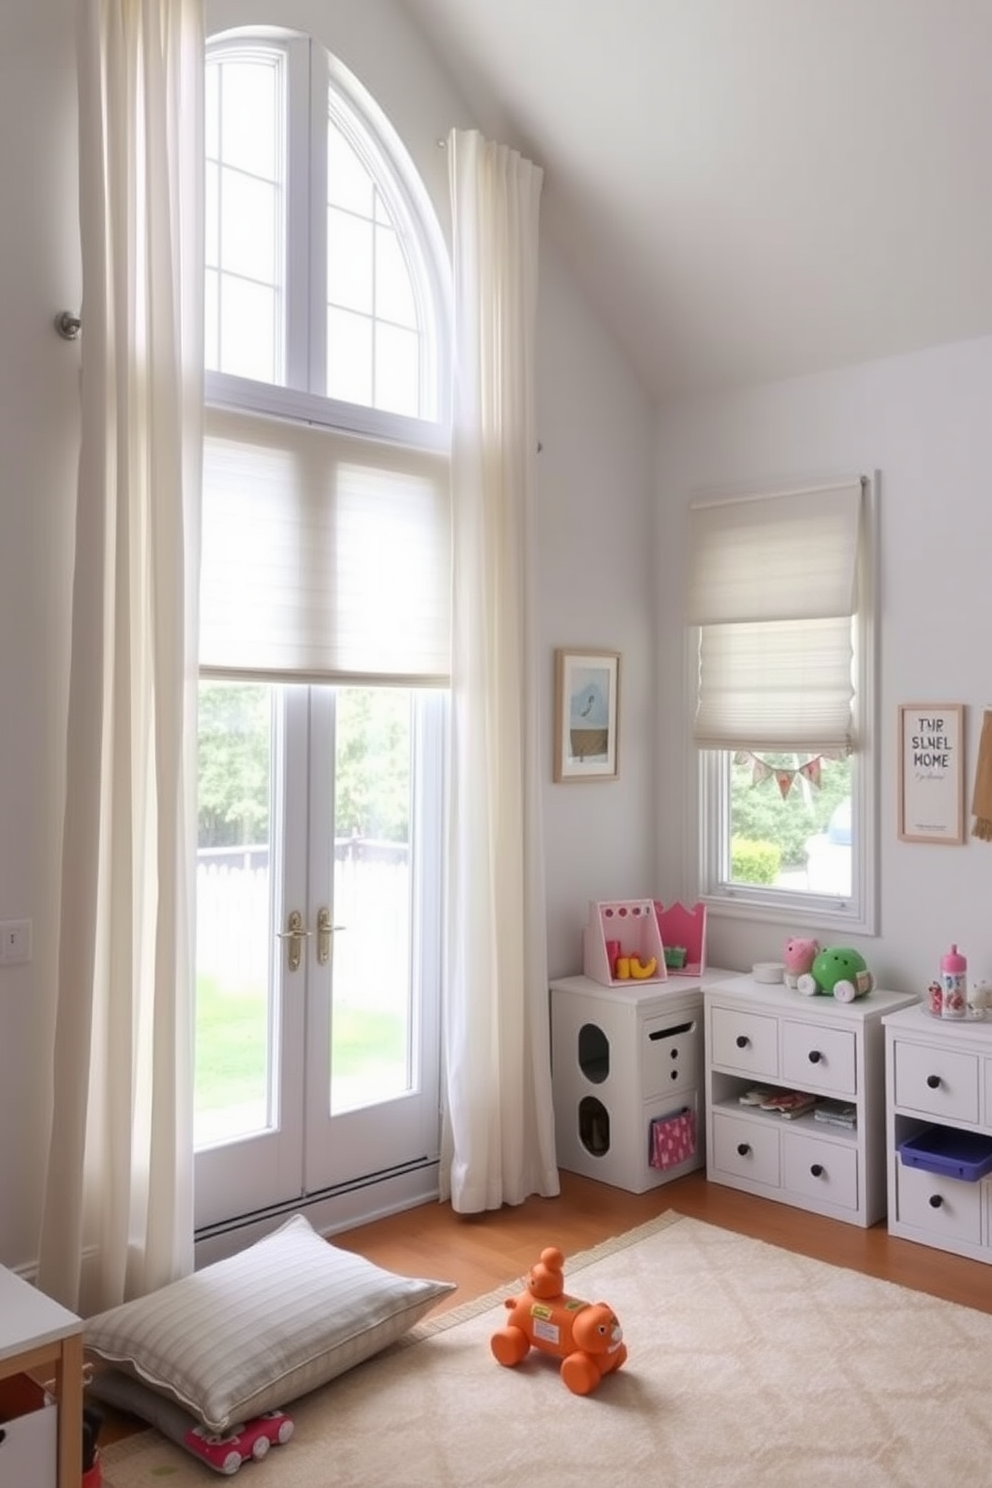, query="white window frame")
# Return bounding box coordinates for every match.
[202,23,453,680]
[690,473,879,938]
[204,23,451,444]
[196,12,452,1233]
